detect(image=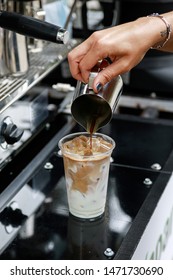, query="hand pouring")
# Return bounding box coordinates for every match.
[71,60,123,133]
